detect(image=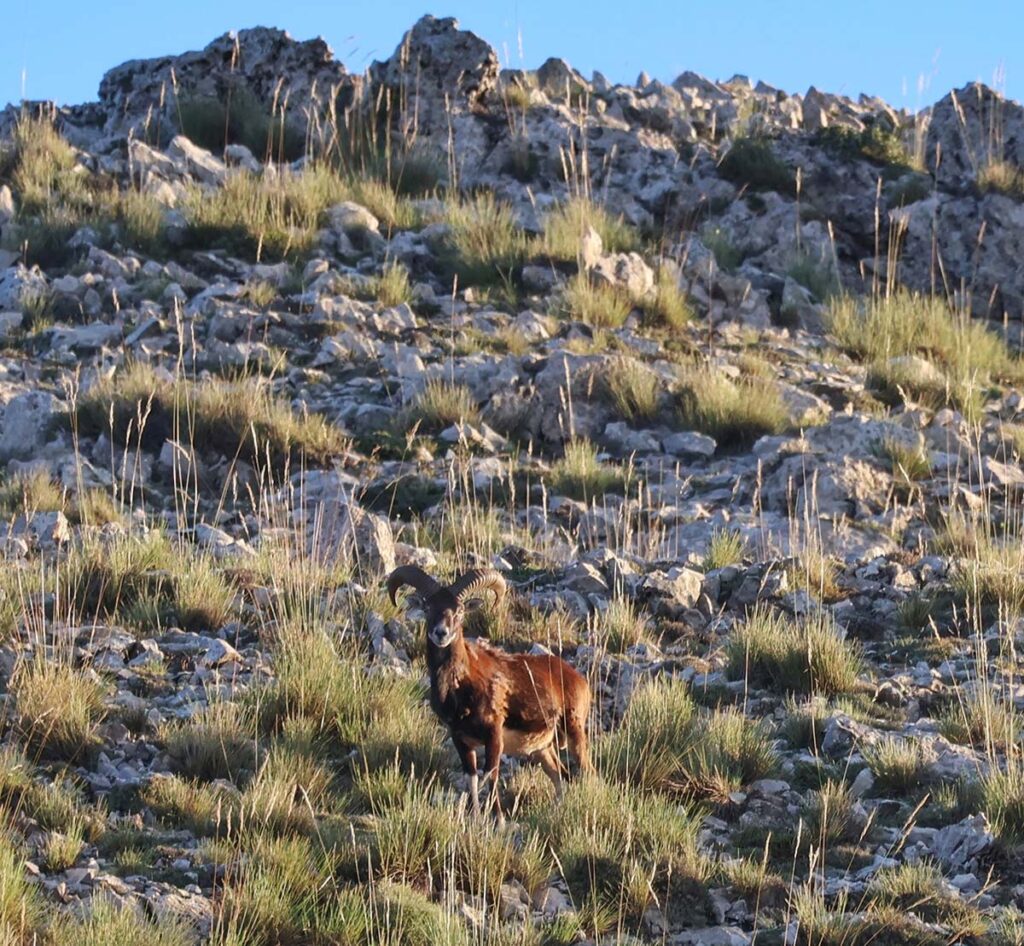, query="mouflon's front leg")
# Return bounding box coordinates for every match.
[483,726,505,824]
[452,735,480,816]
